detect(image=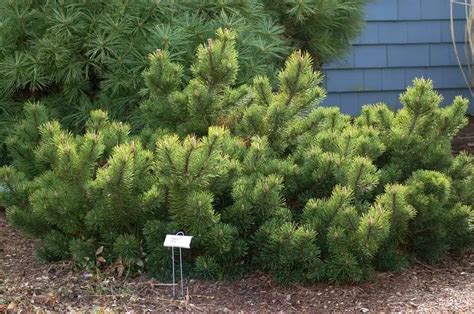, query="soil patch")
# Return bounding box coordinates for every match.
[1,211,473,312]
[453,114,474,155]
